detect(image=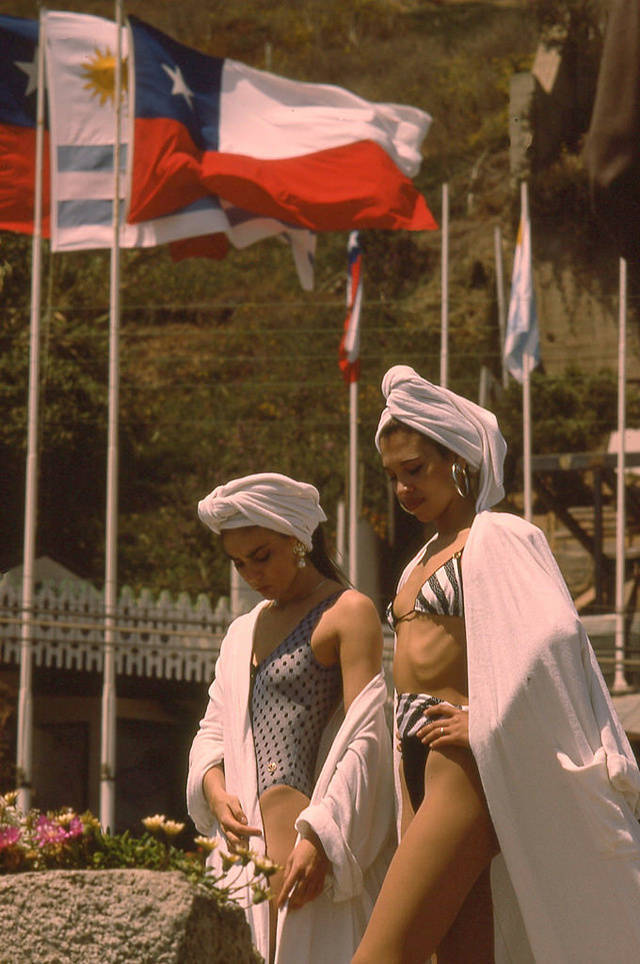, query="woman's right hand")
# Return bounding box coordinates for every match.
[418,702,469,749]
[214,792,263,850]
[203,767,262,850]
